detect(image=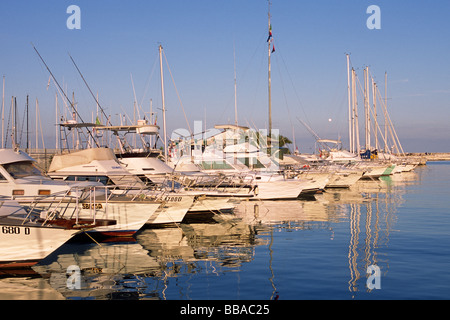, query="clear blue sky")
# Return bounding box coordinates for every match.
[1,0,449,152]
